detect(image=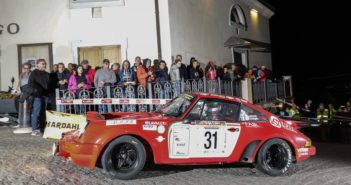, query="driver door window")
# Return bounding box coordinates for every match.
[186,99,239,122]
